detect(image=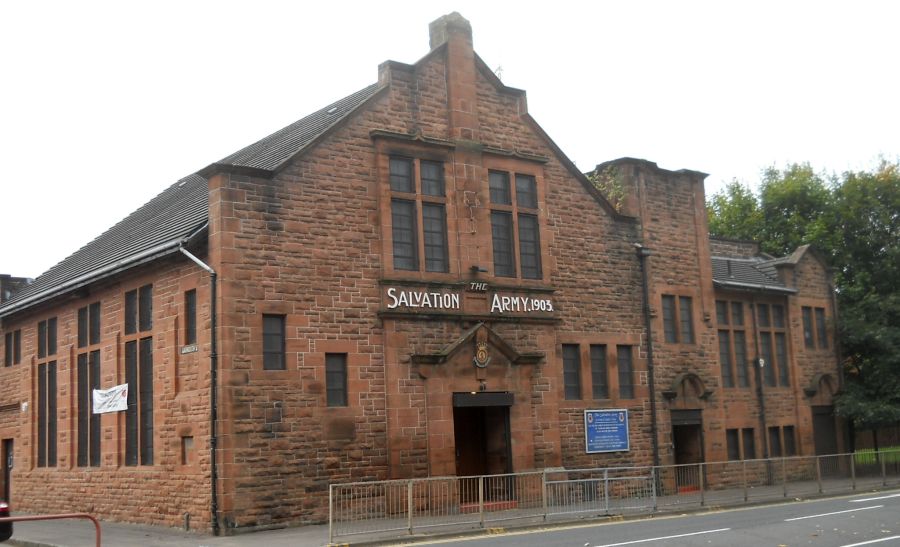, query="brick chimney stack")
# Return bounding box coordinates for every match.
[429,12,478,142]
